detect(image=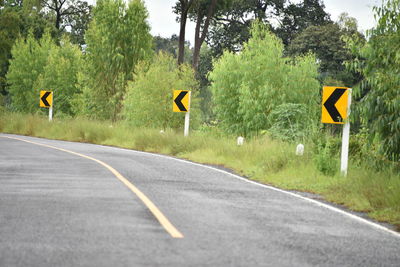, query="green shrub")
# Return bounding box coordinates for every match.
[345,0,400,161]
[76,0,153,120]
[268,103,308,142]
[209,21,320,136]
[6,32,55,113]
[123,52,200,130]
[314,135,340,176]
